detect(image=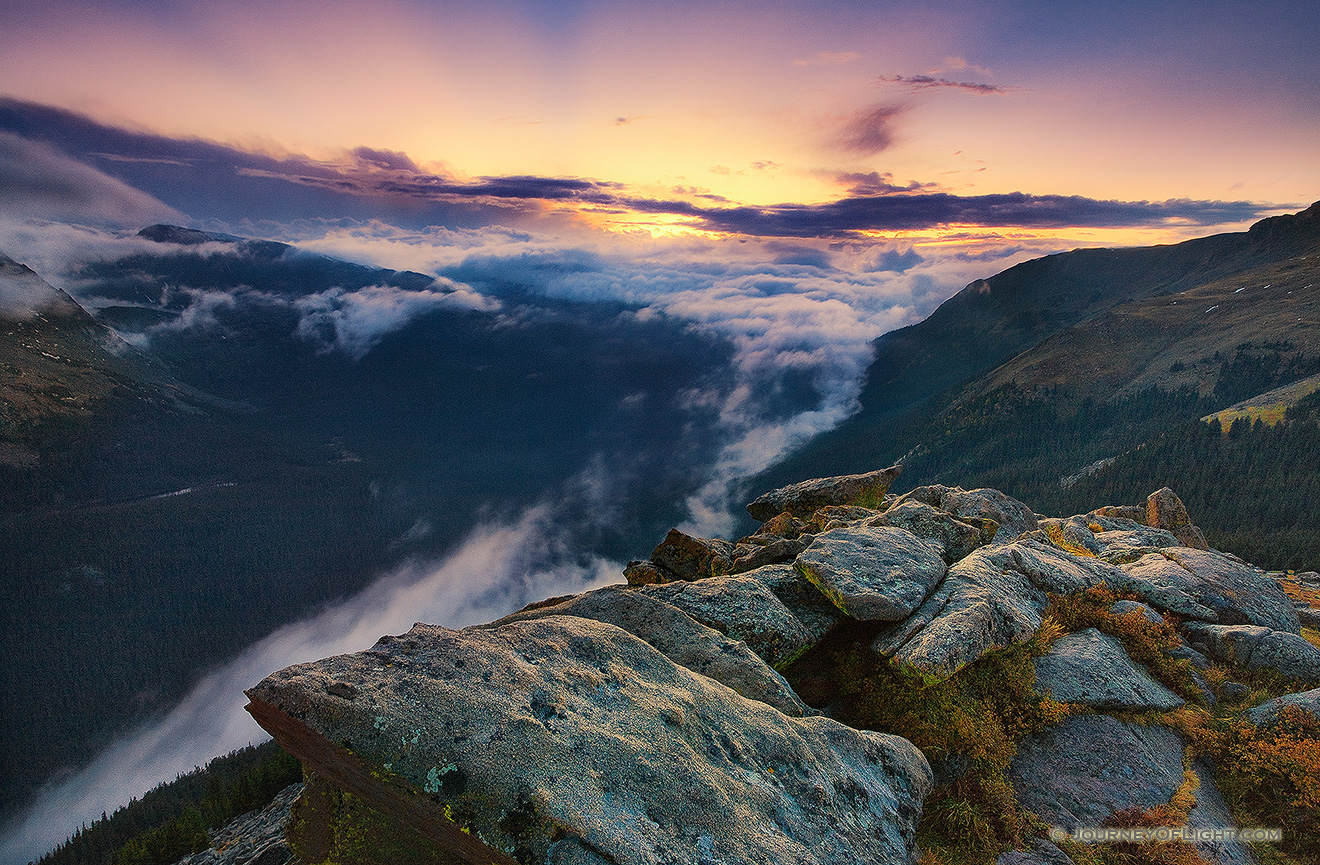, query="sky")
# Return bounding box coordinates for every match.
[2,0,1316,251]
[1,0,1319,860]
